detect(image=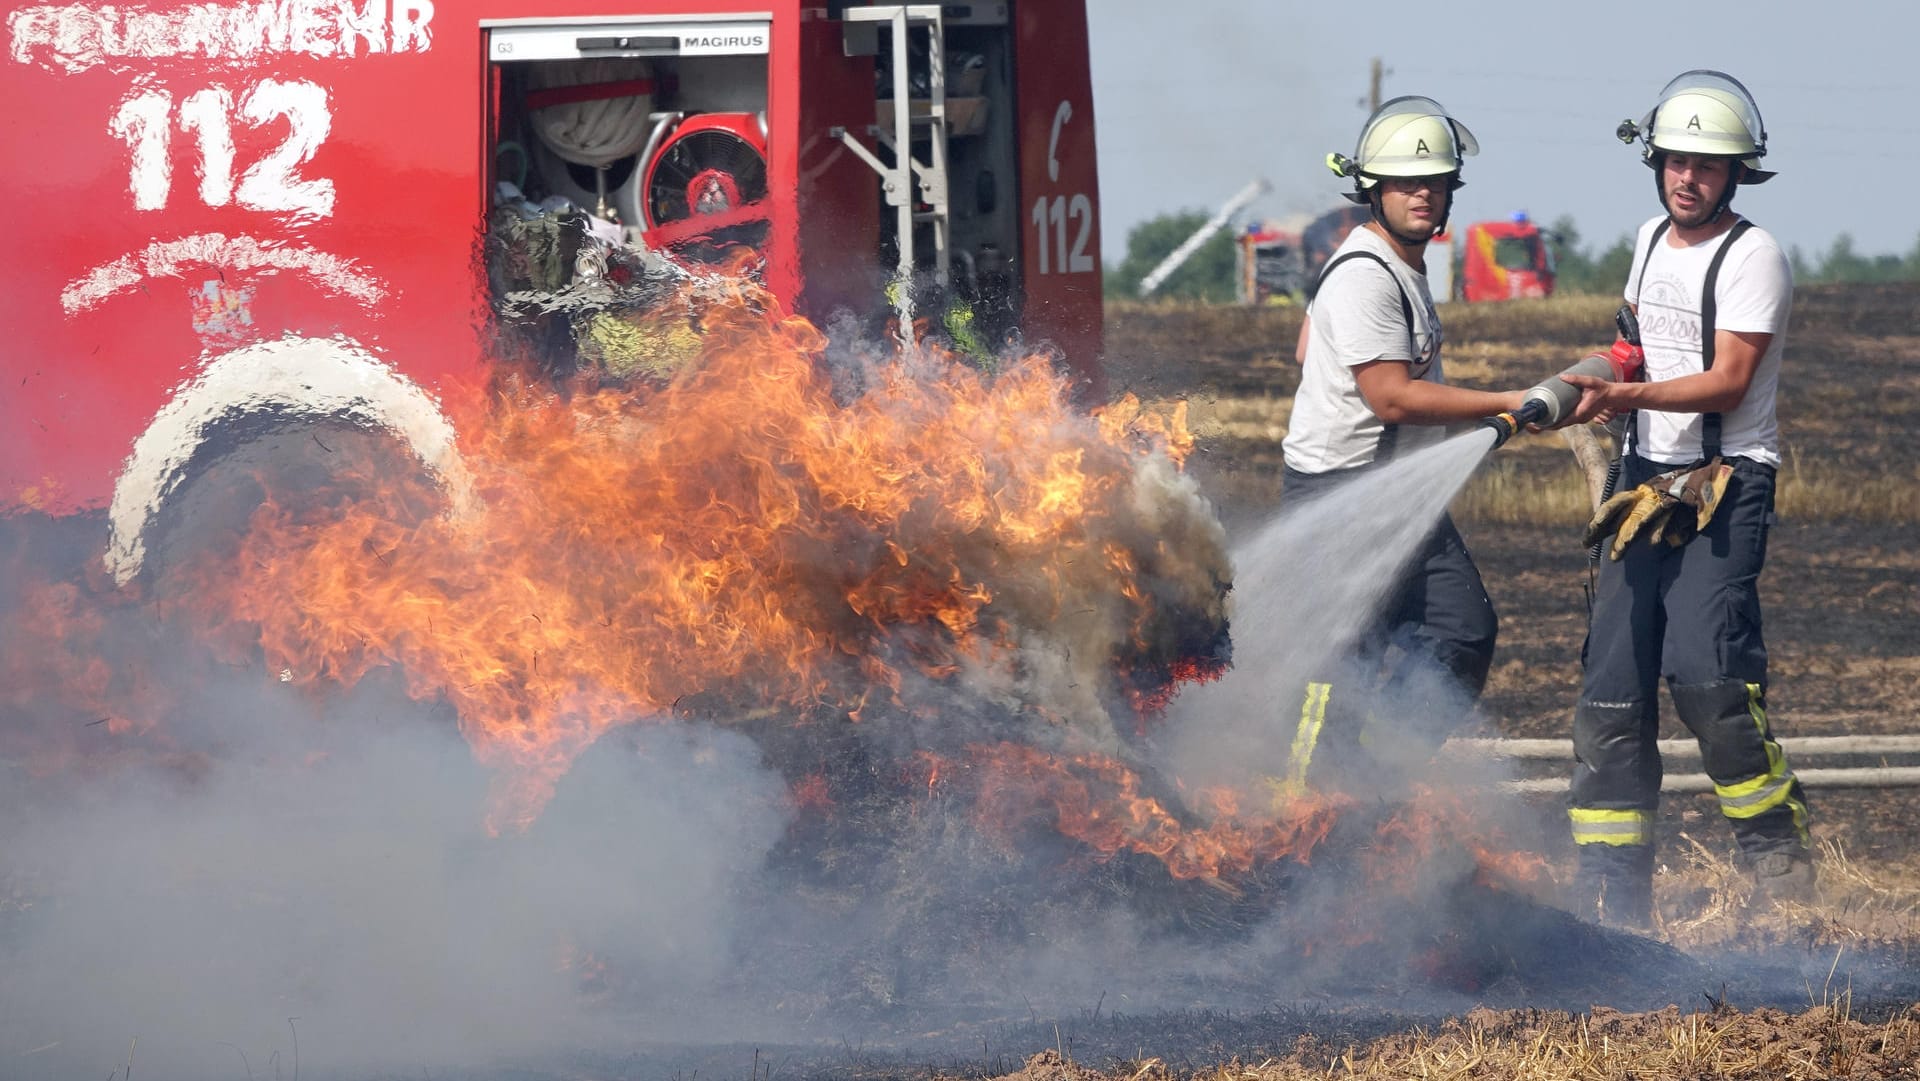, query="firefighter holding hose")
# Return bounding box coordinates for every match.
[1558,71,1813,927]
[1278,97,1544,790]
